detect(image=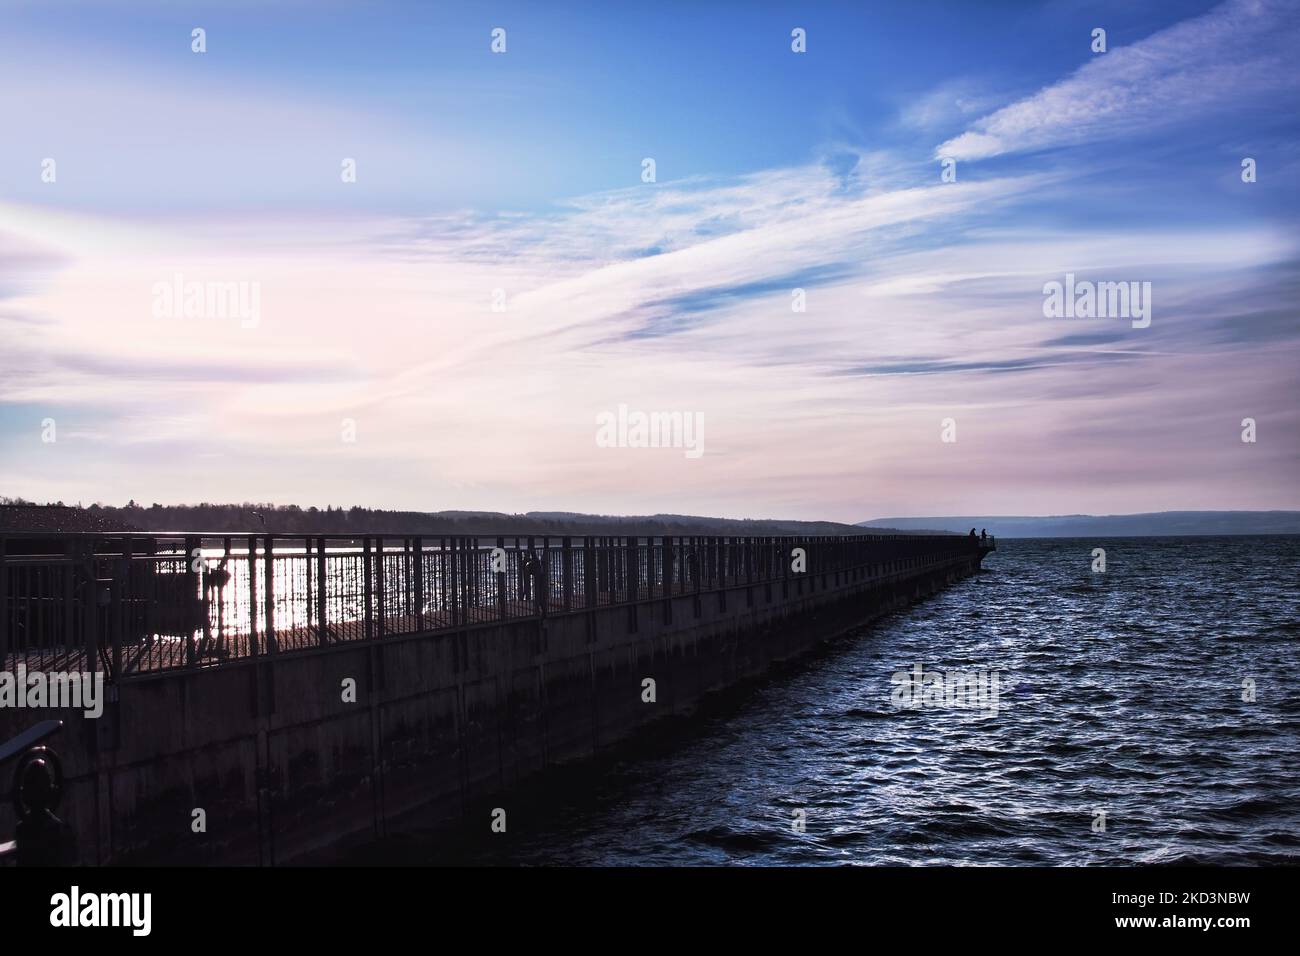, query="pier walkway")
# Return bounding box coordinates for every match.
[0,529,994,865]
[1,531,994,680]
